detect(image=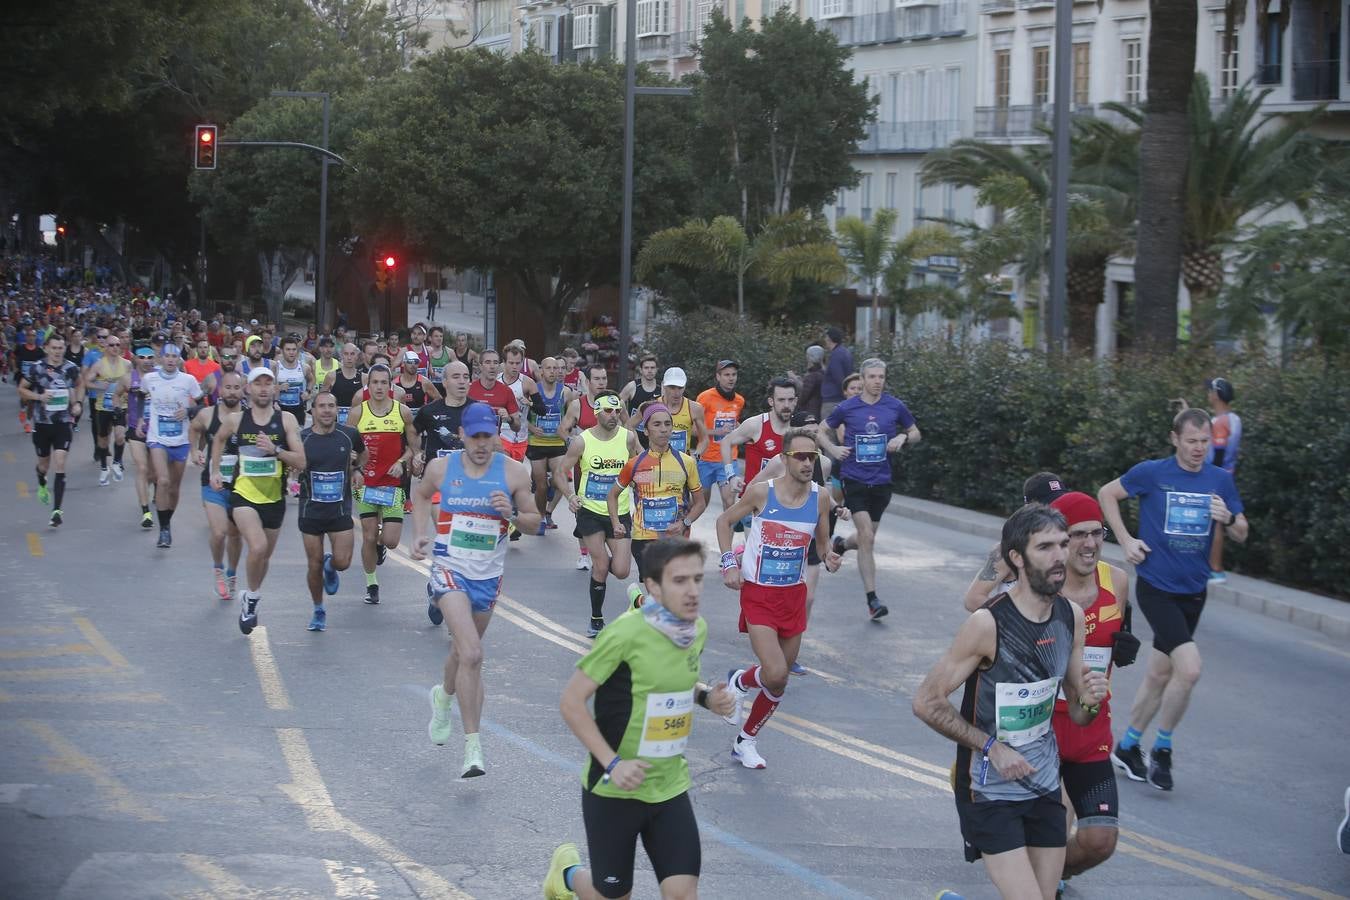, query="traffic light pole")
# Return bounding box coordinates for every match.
[270,91,332,330]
